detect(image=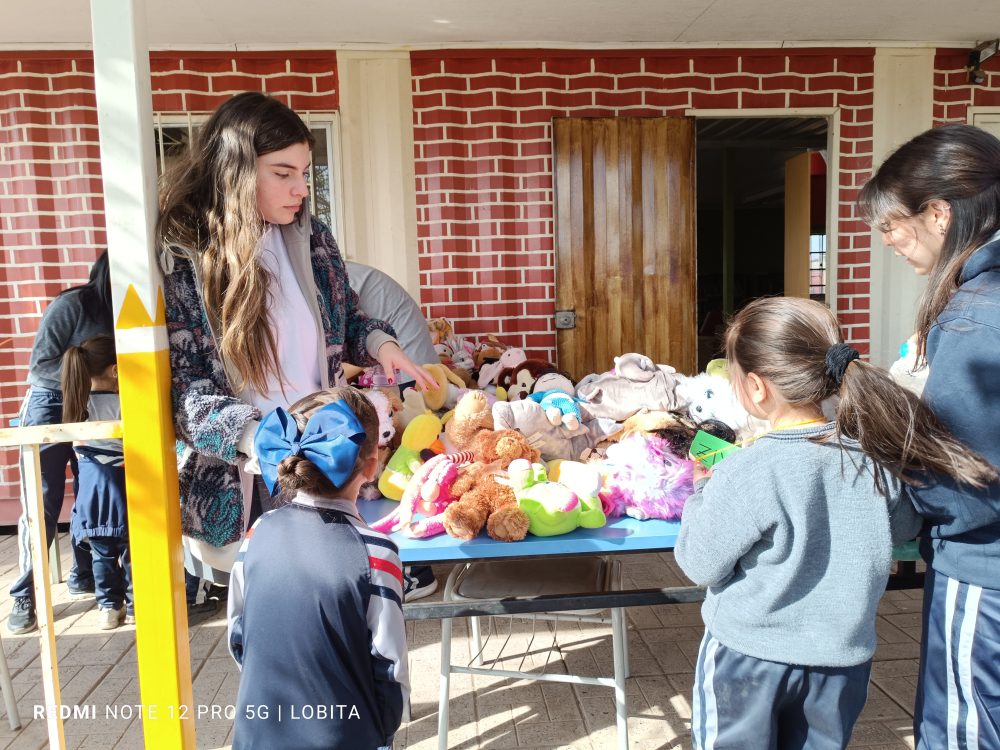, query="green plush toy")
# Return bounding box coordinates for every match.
[548,460,606,529]
[508,458,606,536]
[377,412,443,501]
